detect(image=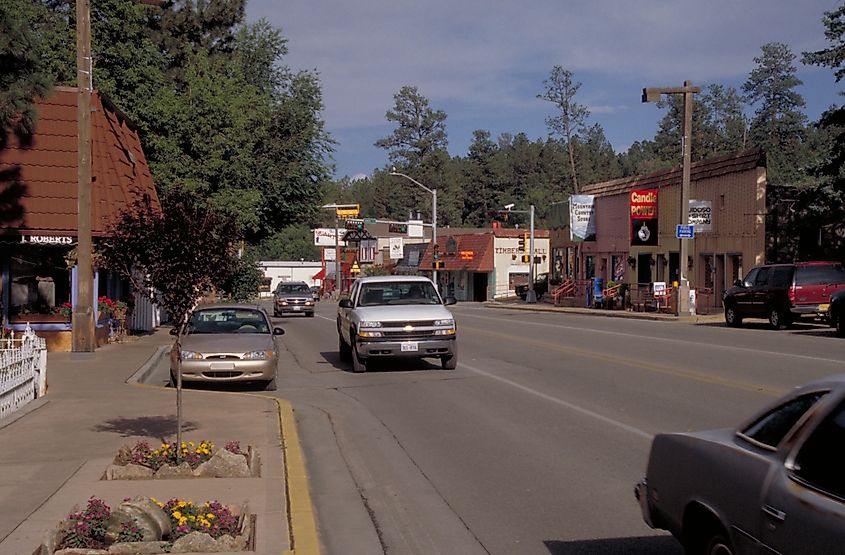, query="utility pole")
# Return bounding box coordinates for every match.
[642,81,700,316]
[527,204,537,303]
[73,0,95,352]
